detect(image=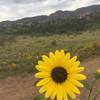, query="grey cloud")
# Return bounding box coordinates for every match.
[13,0,46,4]
[14,0,35,4]
[91,0,100,4]
[0,0,100,21]
[0,0,46,5]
